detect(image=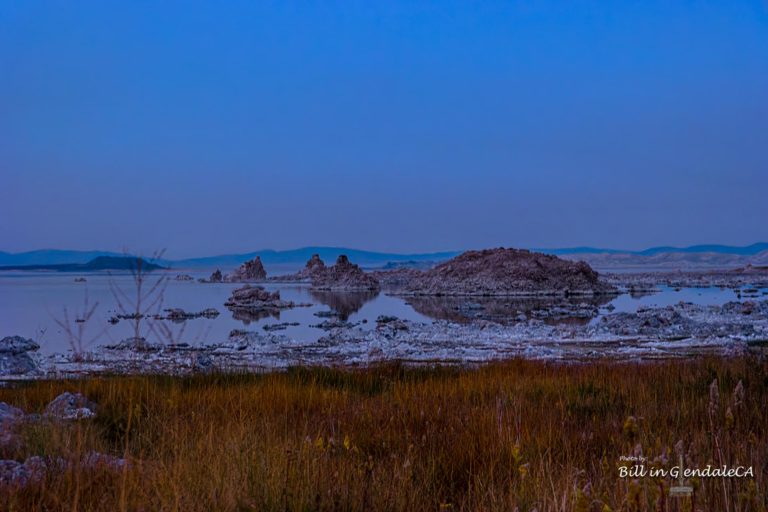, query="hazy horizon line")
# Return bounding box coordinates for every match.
[3,241,767,260]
